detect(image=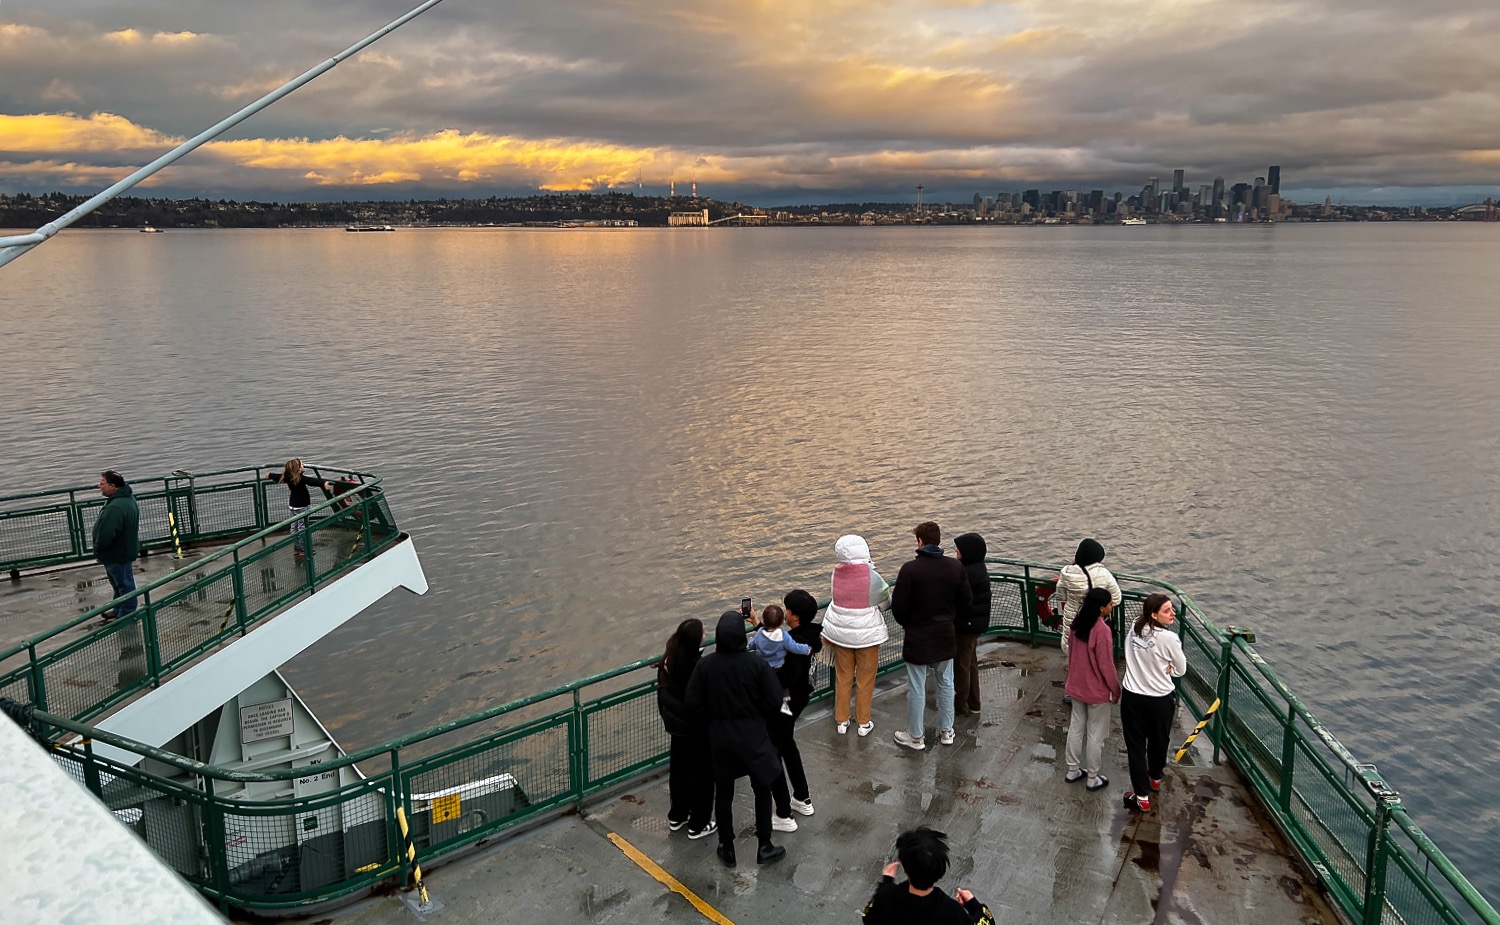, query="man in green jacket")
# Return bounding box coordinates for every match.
[94,469,141,623]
